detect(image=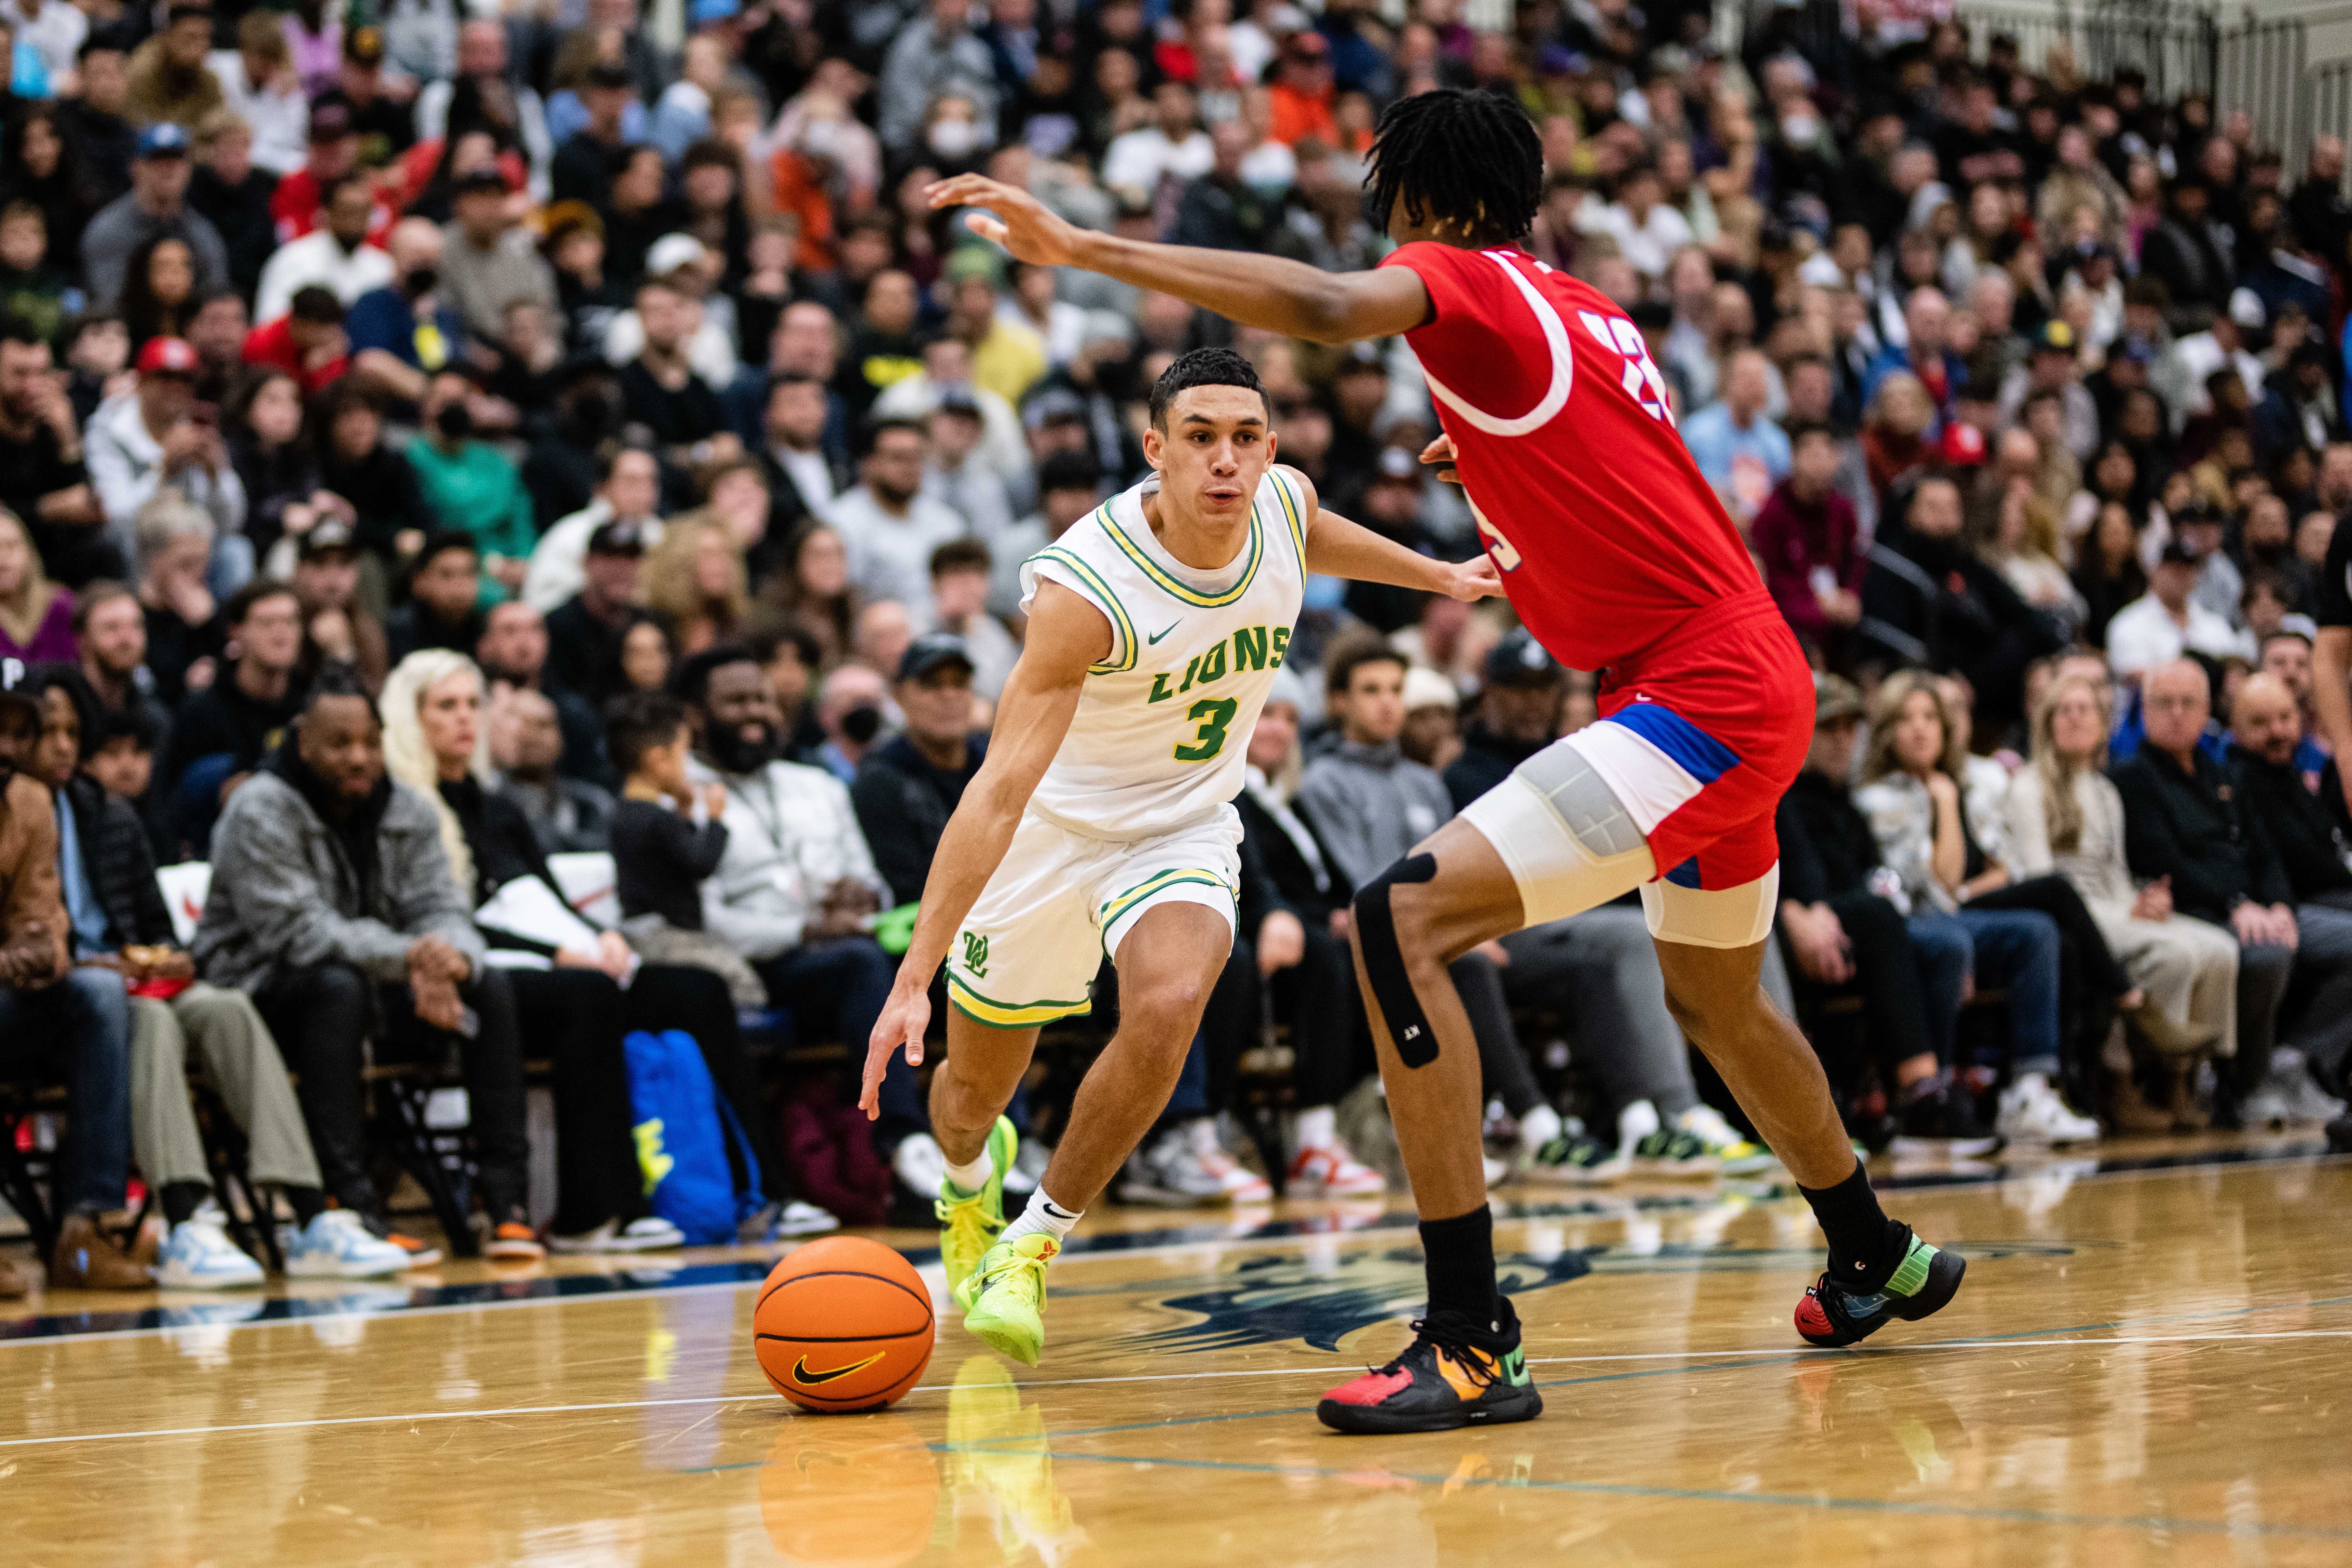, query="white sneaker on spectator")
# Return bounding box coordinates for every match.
[2269,1051,2348,1122]
[765,1201,842,1240]
[892,1133,947,1198]
[1118,1126,1229,1206]
[1995,1074,2102,1145]
[1004,1137,1048,1197]
[1189,1118,1272,1203]
[550,1216,686,1254]
[1675,1105,1779,1176]
[284,1209,413,1279]
[155,1205,264,1290]
[1285,1140,1384,1197]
